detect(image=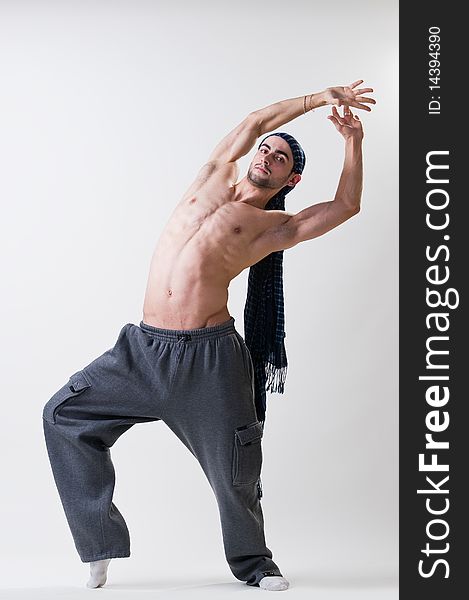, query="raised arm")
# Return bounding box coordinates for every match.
[250,103,368,257]
[207,80,375,165]
[286,105,364,243]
